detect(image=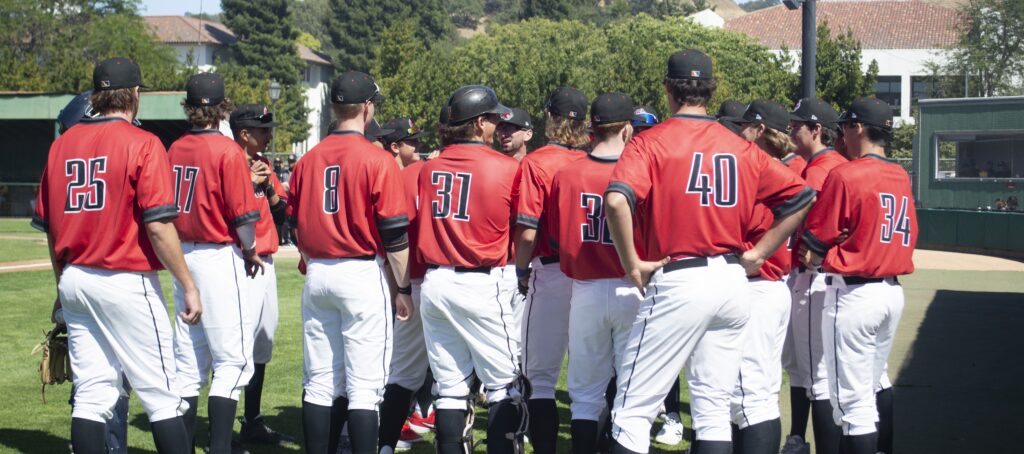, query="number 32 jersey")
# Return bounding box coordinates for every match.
[802,155,918,277]
[606,114,814,261]
[33,117,179,271]
[416,142,519,268]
